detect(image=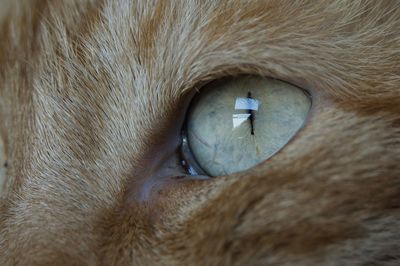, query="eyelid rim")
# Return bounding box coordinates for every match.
[180,130,209,176]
